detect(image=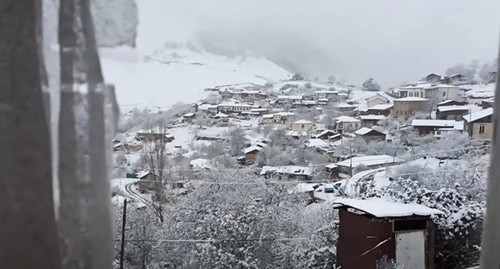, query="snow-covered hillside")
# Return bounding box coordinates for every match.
[101,45,292,110]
